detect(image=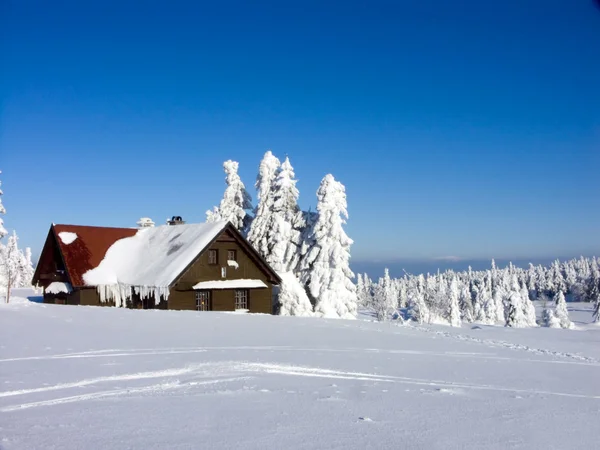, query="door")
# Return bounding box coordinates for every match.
[195,290,211,311]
